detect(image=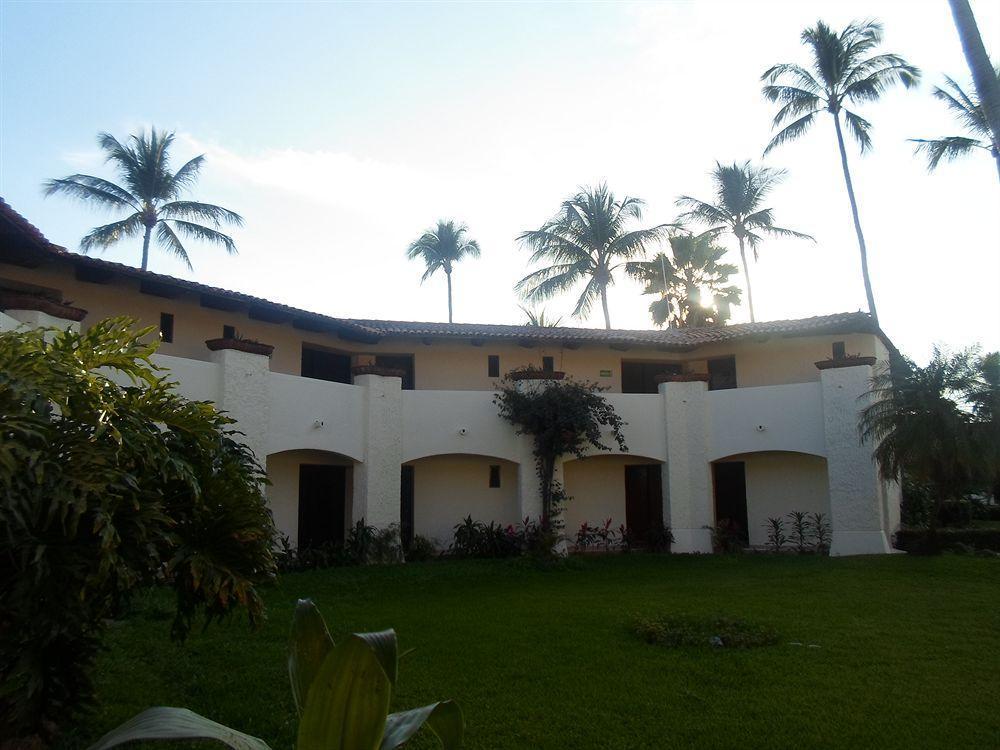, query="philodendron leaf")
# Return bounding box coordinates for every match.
[289,599,335,715]
[380,701,464,750]
[297,635,392,750]
[86,707,271,750]
[356,629,398,686]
